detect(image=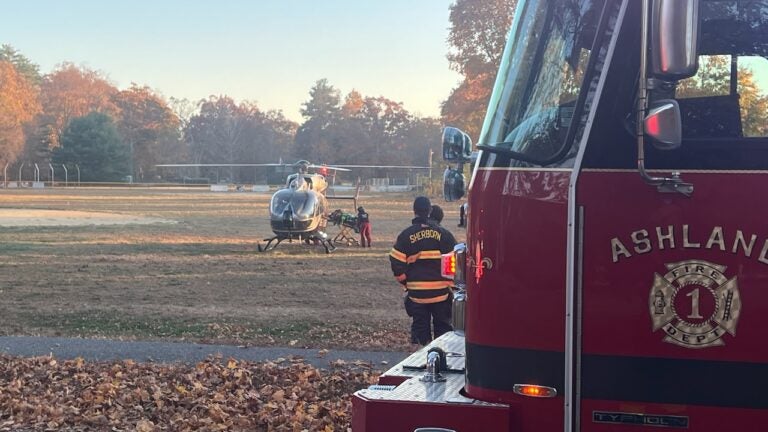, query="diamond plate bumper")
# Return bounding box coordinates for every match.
[352,332,511,431]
